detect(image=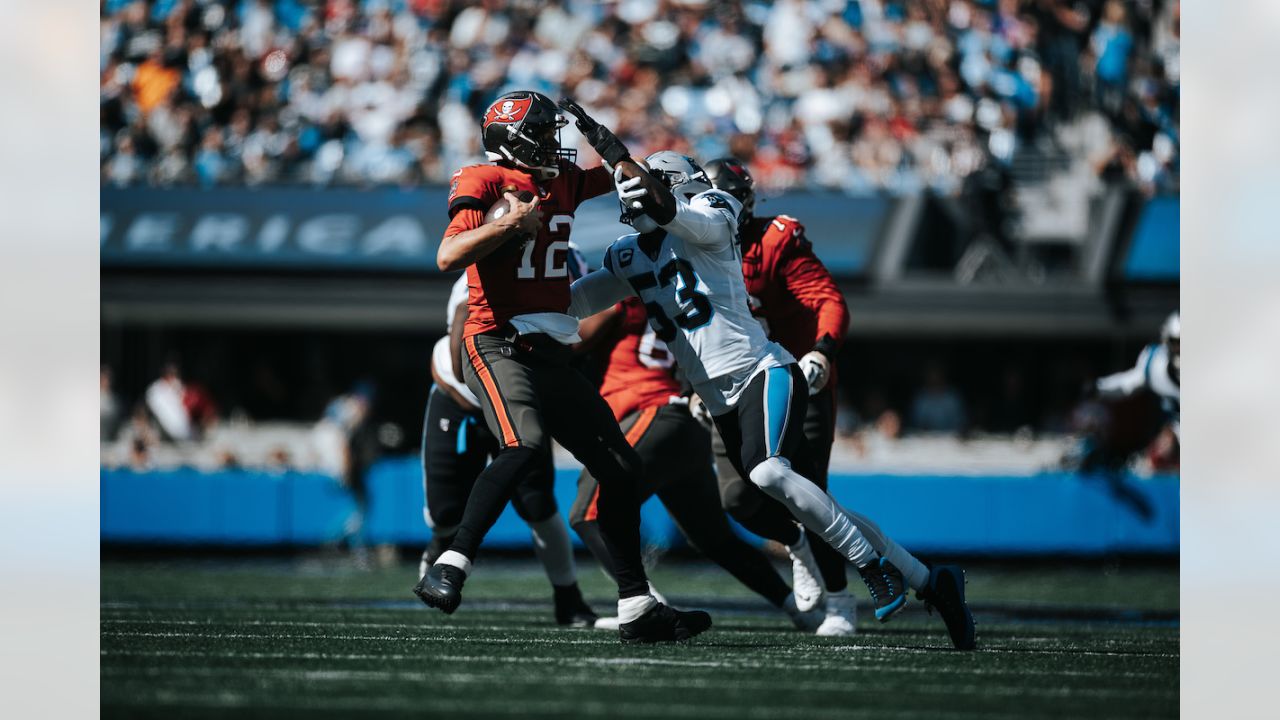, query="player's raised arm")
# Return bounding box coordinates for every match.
[558,98,678,225]
[617,152,741,247]
[436,191,541,272]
